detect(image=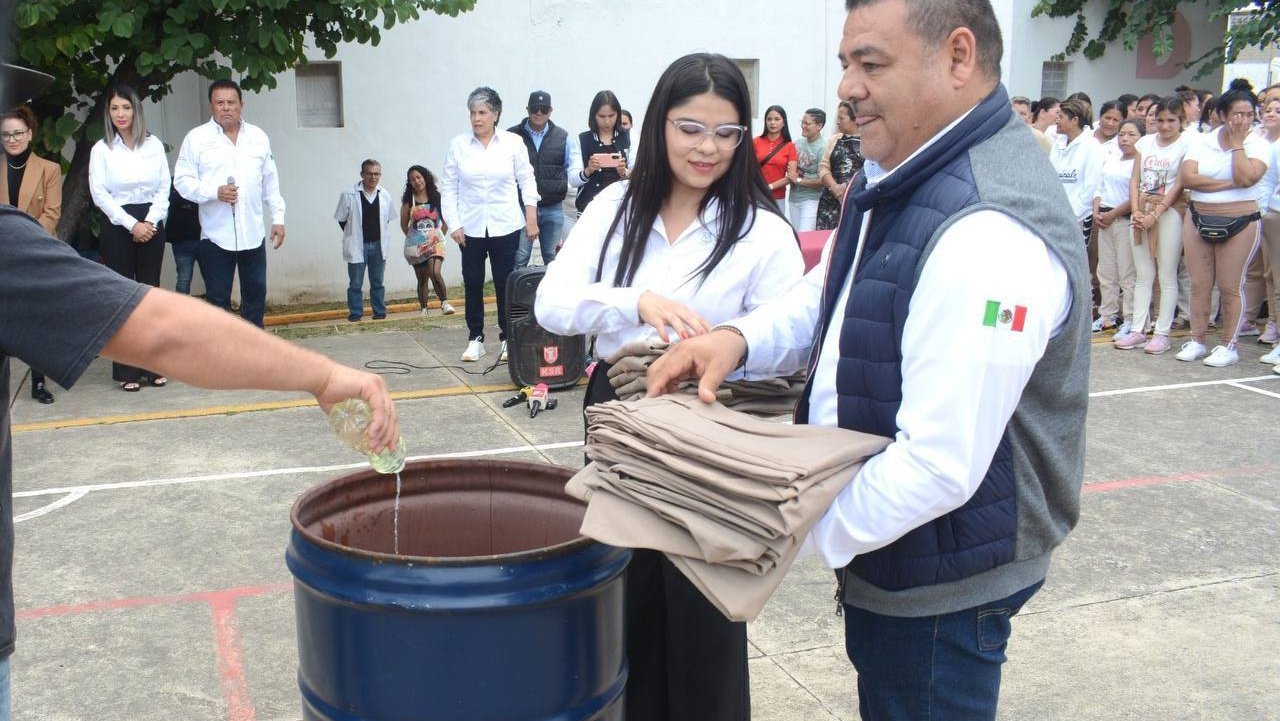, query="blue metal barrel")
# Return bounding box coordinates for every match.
[287,458,630,721]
